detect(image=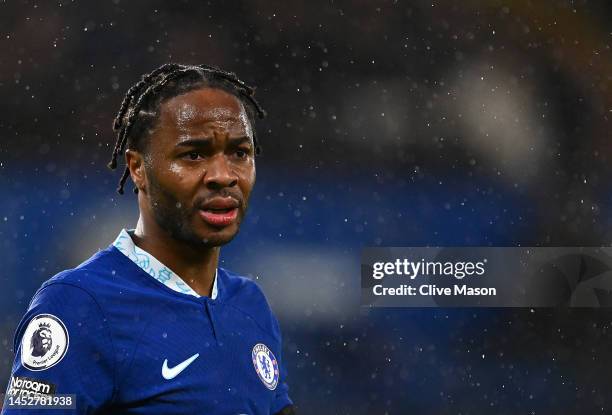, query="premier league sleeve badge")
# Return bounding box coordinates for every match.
[20,314,69,371]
